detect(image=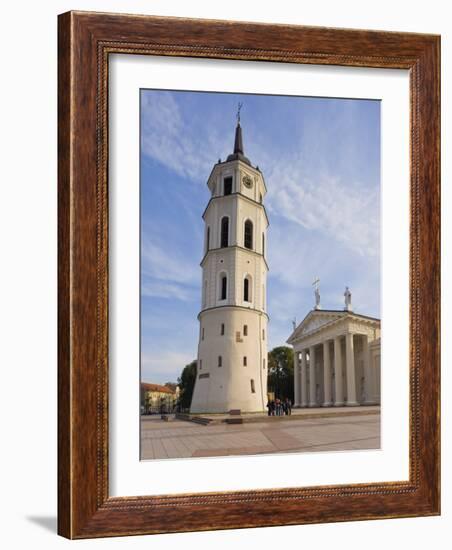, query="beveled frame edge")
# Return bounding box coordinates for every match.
[57,10,440,539]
